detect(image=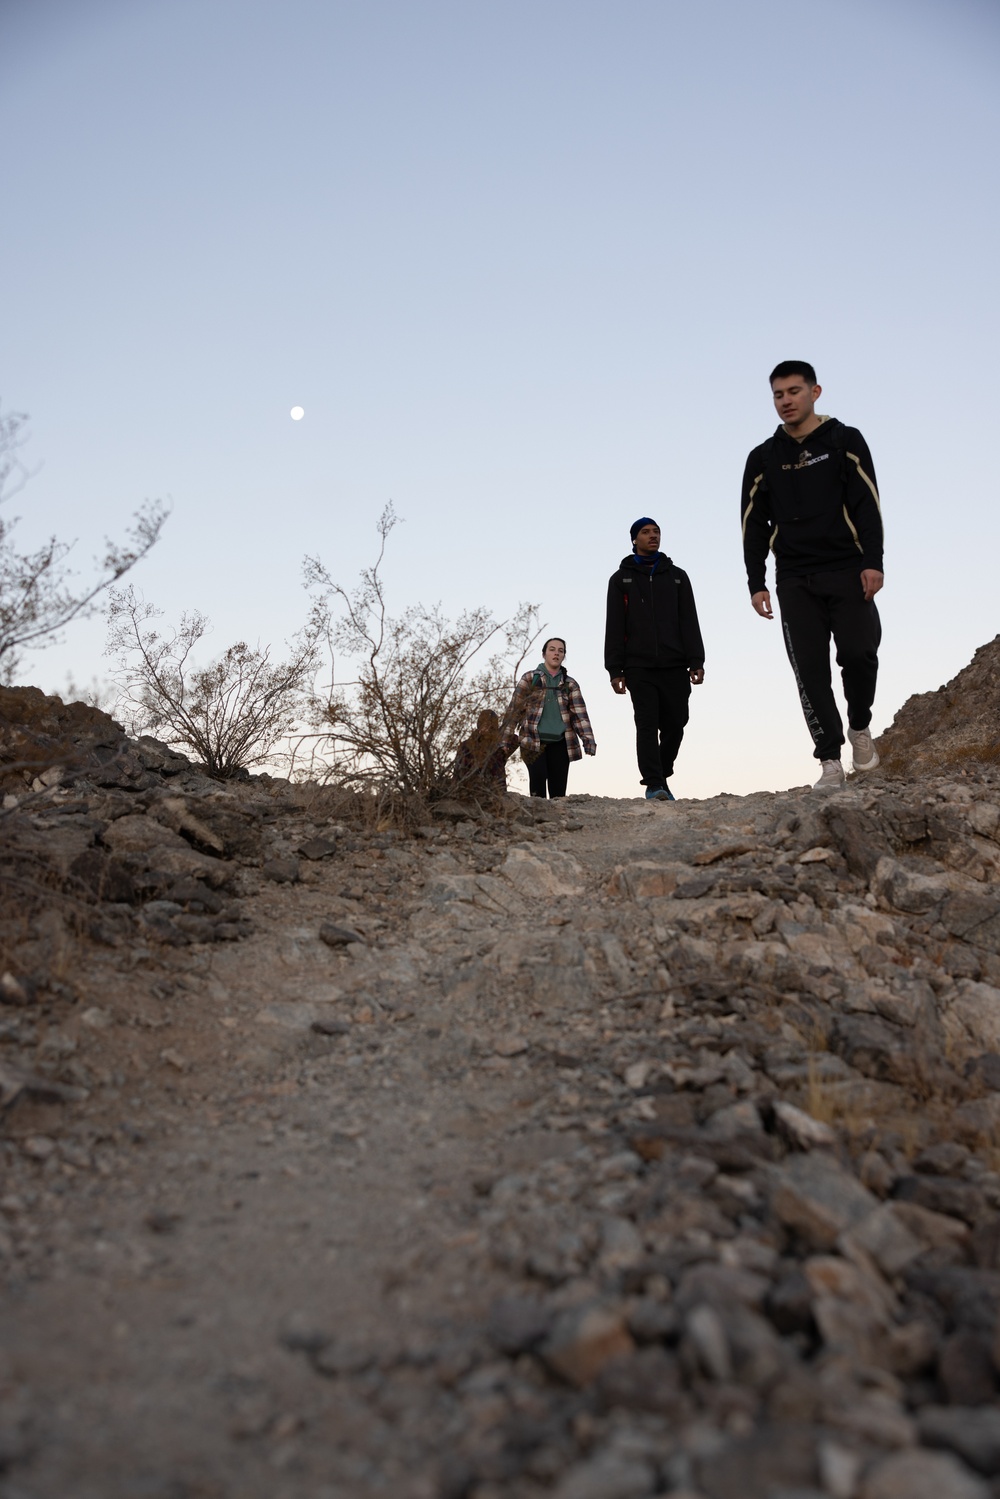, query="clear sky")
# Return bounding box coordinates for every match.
[2,0,998,798]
